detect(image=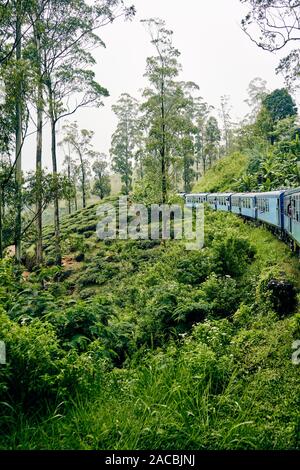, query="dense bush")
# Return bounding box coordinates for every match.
[211,233,256,277]
[174,250,210,285]
[0,260,22,311]
[49,296,115,351]
[256,267,298,317]
[198,274,240,318]
[0,308,105,406]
